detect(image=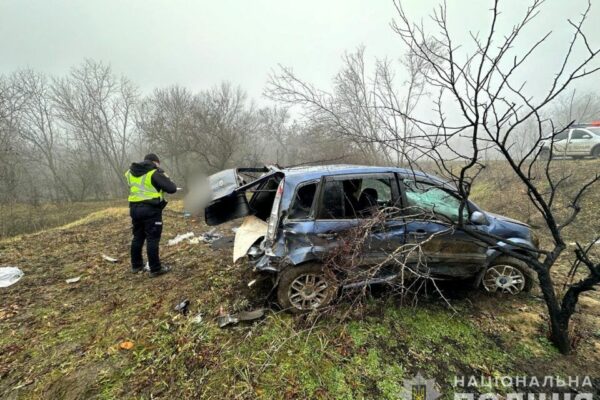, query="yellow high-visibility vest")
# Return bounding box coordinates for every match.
[124,169,164,202]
